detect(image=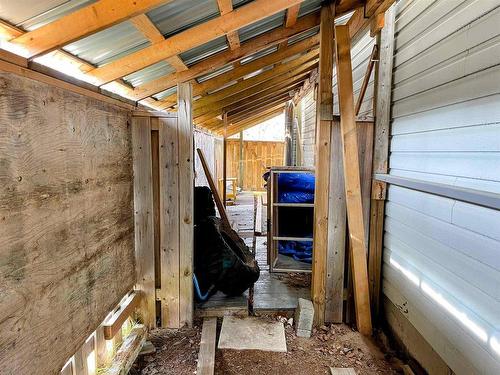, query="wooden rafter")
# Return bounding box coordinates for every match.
[190,50,318,114]
[131,12,319,100]
[227,94,291,123]
[163,34,318,113]
[10,0,171,58]
[86,0,303,84]
[224,107,286,136]
[217,0,241,50]
[193,73,309,123]
[285,5,301,28]
[130,14,188,71]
